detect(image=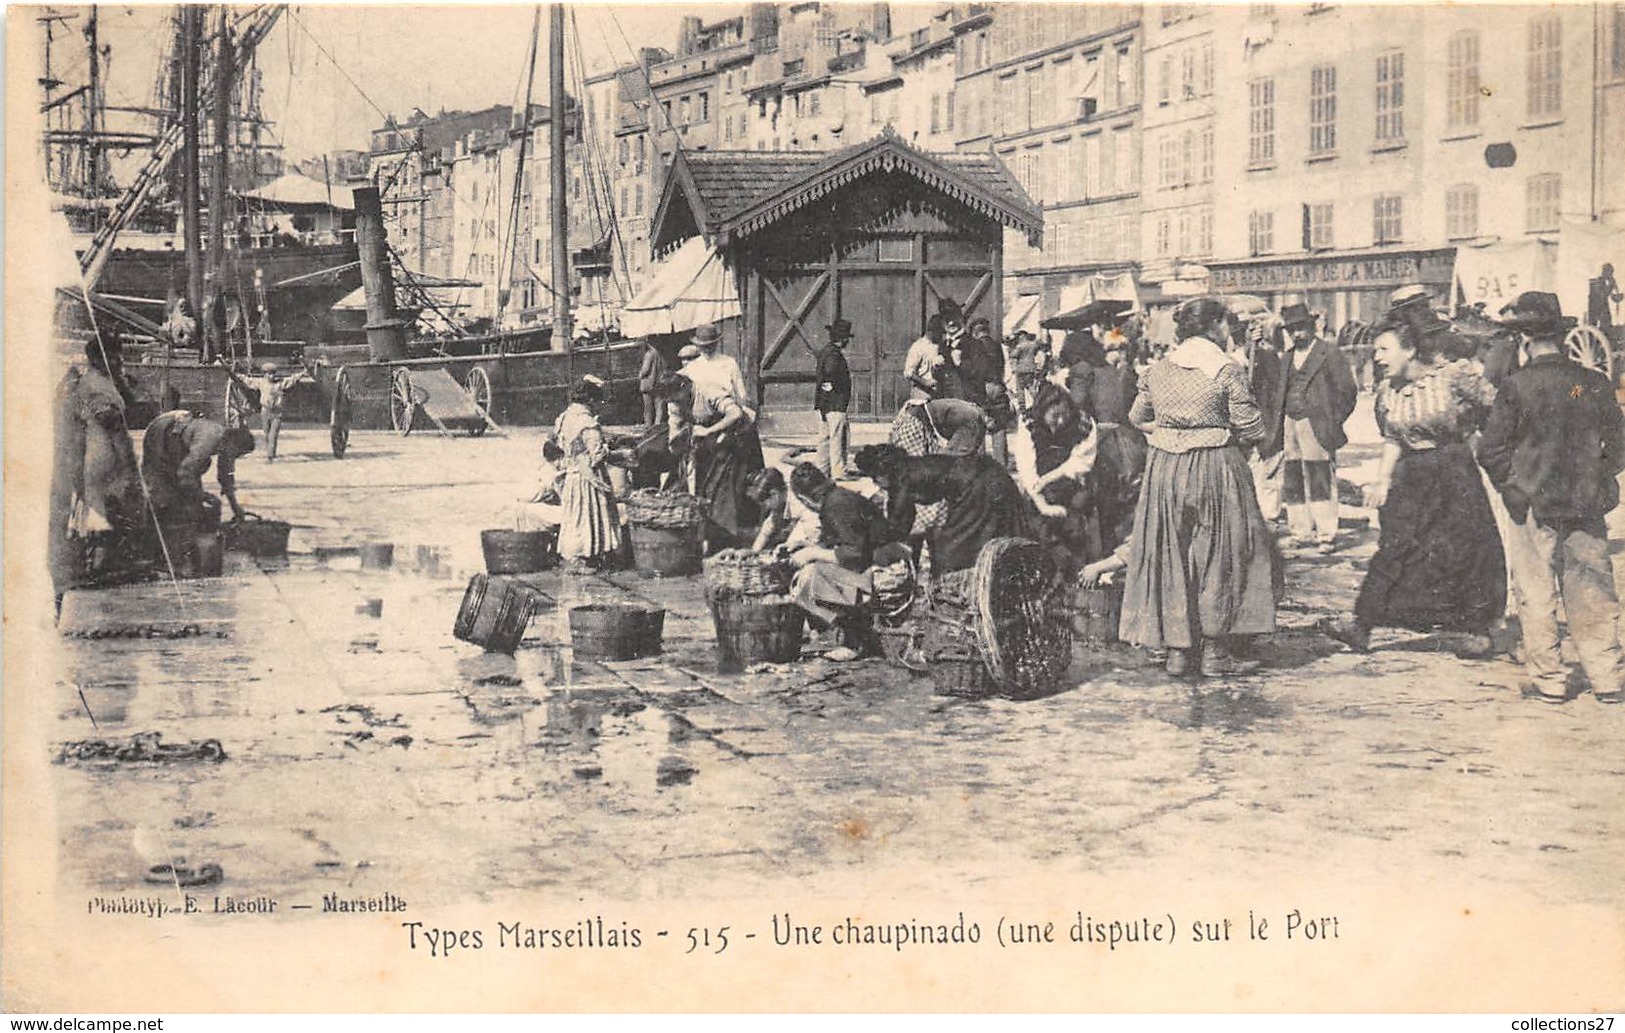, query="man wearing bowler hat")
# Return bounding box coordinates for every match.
[816,318,854,479]
[1262,302,1358,553]
[1478,291,1625,704]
